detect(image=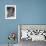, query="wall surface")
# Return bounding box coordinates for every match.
[0,0,46,44]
